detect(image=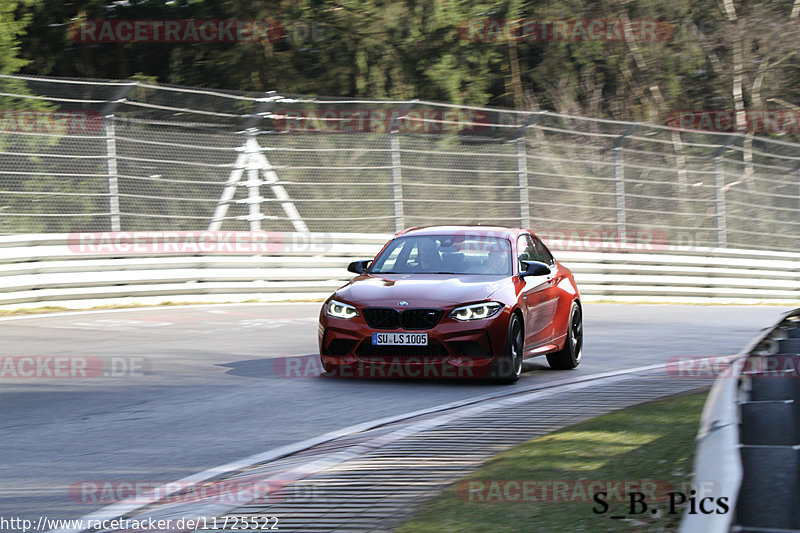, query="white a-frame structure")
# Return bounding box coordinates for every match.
[208,134,308,232]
